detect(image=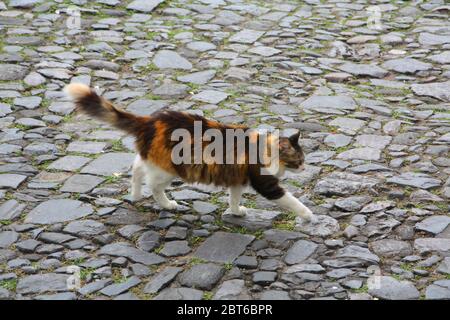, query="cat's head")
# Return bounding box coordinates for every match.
[278,131,305,173]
